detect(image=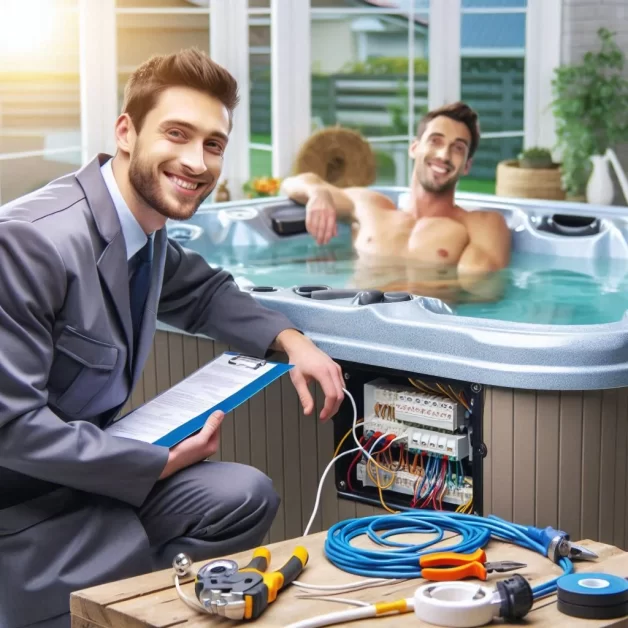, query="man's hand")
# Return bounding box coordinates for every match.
[159,410,224,479]
[273,329,344,421]
[306,187,338,246]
